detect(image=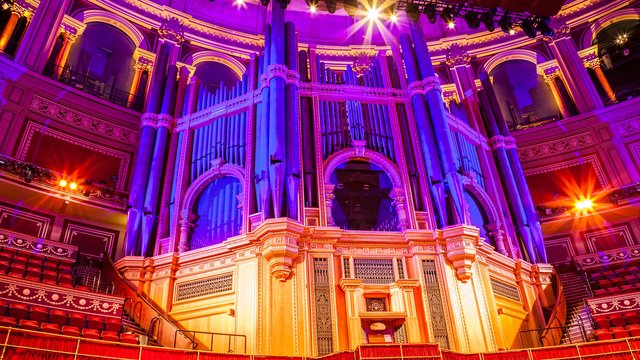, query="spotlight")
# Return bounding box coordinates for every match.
[260,0,269,6]
[498,13,513,34]
[464,11,480,29]
[509,28,515,35]
[367,6,379,20]
[521,19,537,38]
[390,13,398,22]
[69,182,78,190]
[405,2,420,22]
[480,8,496,32]
[447,20,455,29]
[441,7,454,25]
[325,0,336,13]
[235,0,245,4]
[343,0,358,17]
[575,198,594,211]
[59,179,68,187]
[423,3,436,24]
[309,3,316,12]
[536,18,554,37]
